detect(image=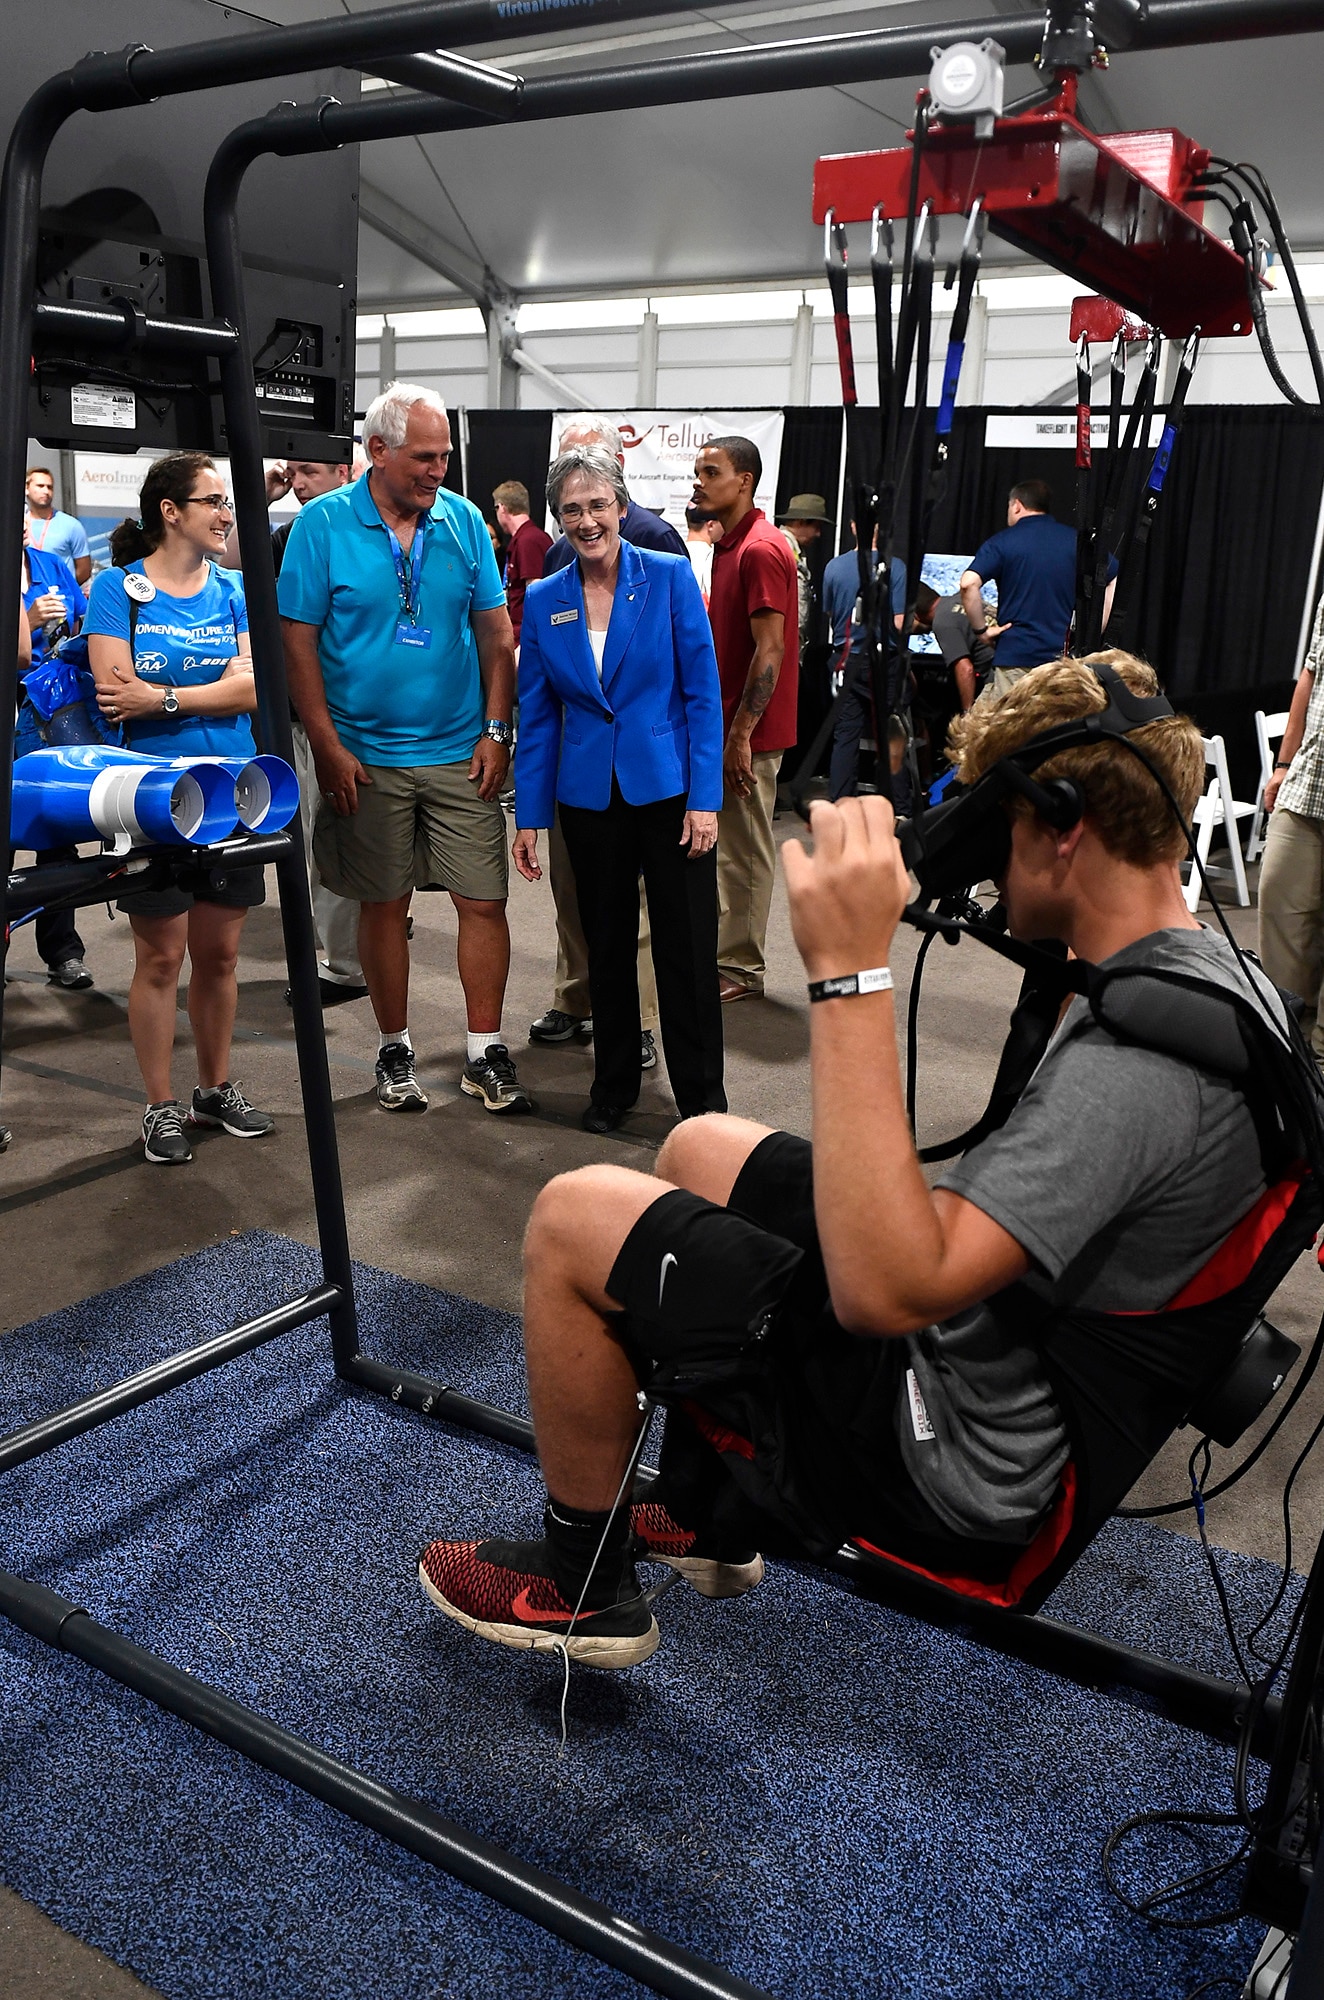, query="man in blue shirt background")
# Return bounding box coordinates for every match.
[960,480,1116,698]
[280,383,528,1119]
[820,526,908,801]
[14,535,93,990]
[25,467,91,585]
[22,535,86,667]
